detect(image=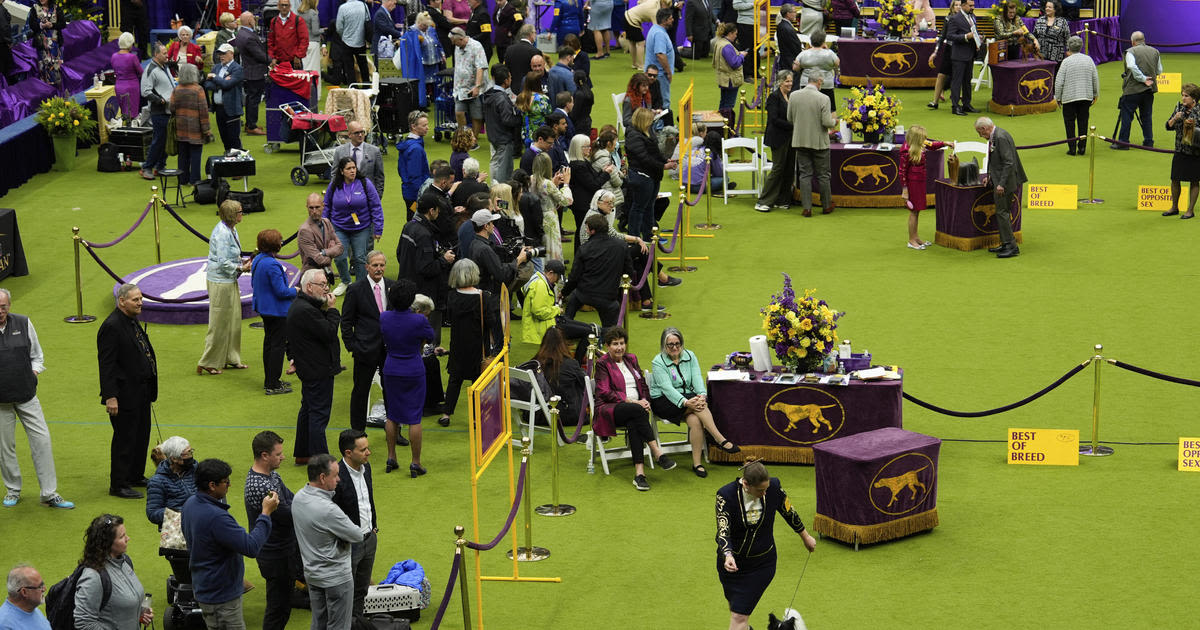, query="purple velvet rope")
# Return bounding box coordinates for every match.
[82,202,154,249]
[683,165,710,207]
[464,458,528,551]
[616,291,630,327]
[428,549,462,630]
[657,198,685,254]
[1014,136,1083,150]
[81,244,212,303]
[162,202,300,256]
[630,244,656,291]
[555,398,590,444]
[1100,136,1178,154]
